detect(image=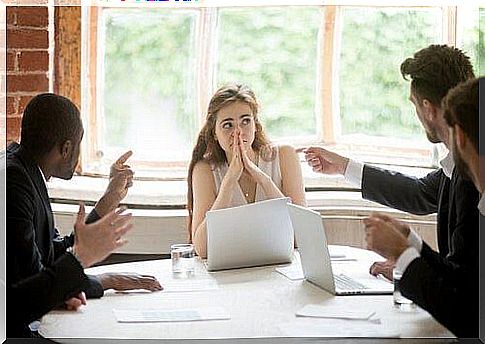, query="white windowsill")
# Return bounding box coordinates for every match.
[47,162,437,226]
